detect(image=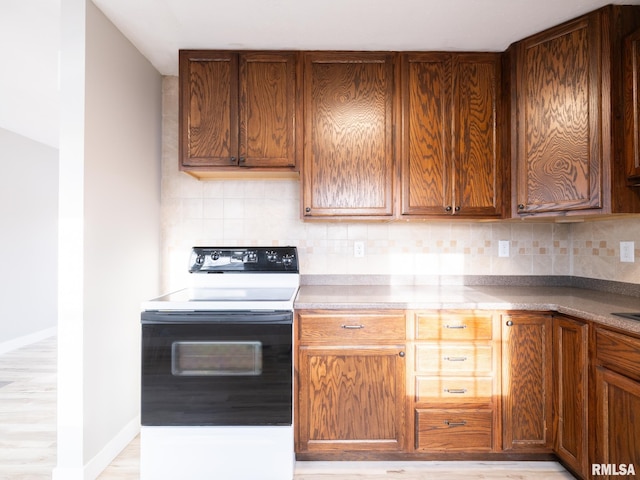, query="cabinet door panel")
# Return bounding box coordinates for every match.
[454,54,502,216]
[553,315,588,478]
[401,53,451,215]
[240,53,297,168]
[595,366,640,471]
[625,29,640,184]
[502,313,553,451]
[303,53,395,217]
[516,15,601,213]
[180,51,238,167]
[297,345,406,452]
